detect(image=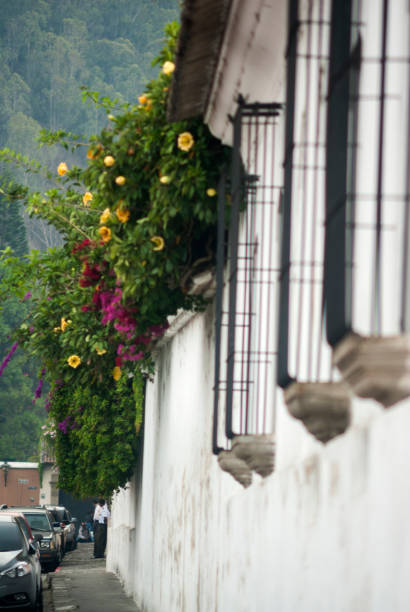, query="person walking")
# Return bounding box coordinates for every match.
[94,498,110,558]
